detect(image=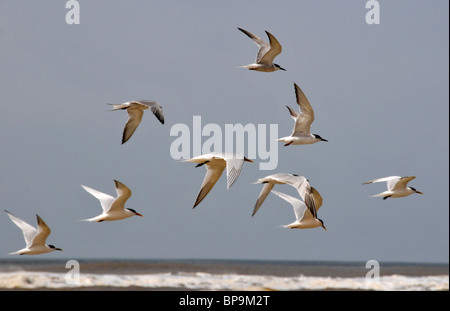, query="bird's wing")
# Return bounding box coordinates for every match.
[310,187,323,211]
[259,31,282,65]
[392,176,416,192]
[292,83,315,136]
[252,182,275,217]
[30,215,51,248]
[108,102,130,111]
[122,108,144,144]
[237,28,270,63]
[362,176,396,184]
[224,156,245,189]
[81,185,116,213]
[253,174,279,185]
[135,100,165,124]
[108,180,132,213]
[362,176,401,191]
[304,189,318,219]
[257,173,308,191]
[285,106,299,120]
[271,191,308,222]
[285,175,309,201]
[193,160,226,208]
[5,210,37,248]
[273,173,307,188]
[294,178,320,219]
